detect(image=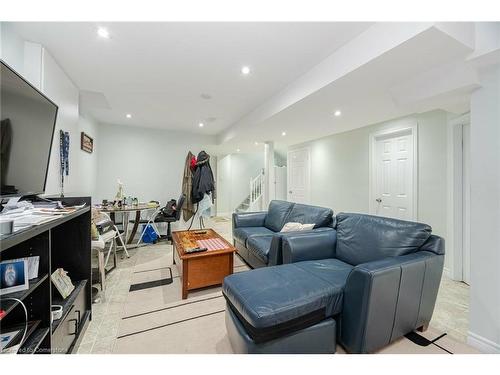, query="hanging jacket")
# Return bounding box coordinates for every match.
[192,151,216,204]
[182,151,196,221]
